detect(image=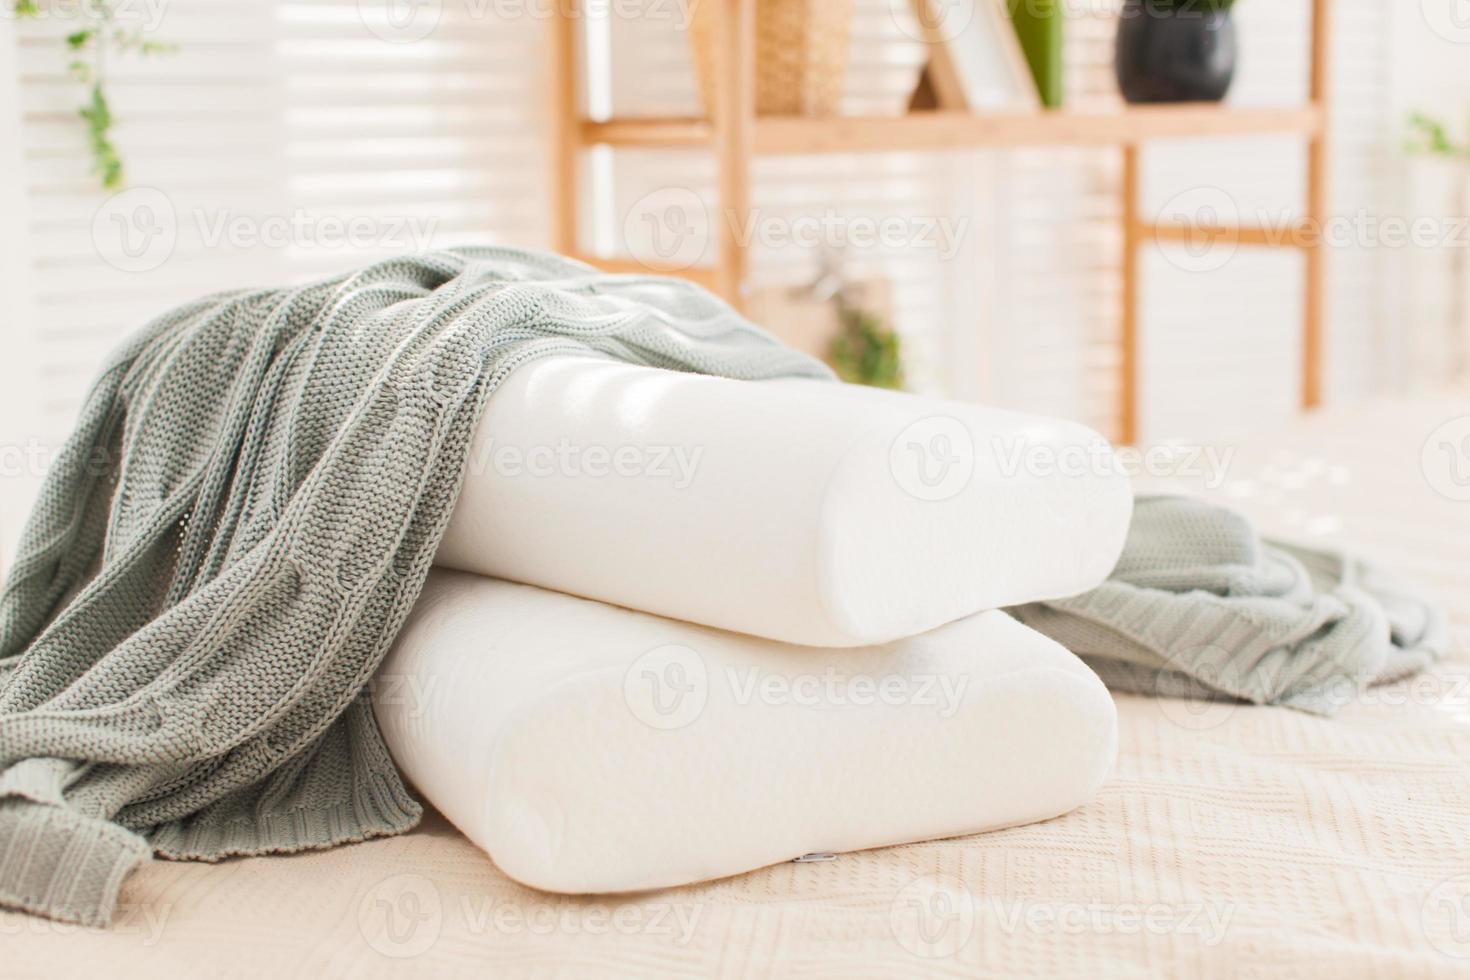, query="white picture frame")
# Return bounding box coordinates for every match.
[908,0,1041,111]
